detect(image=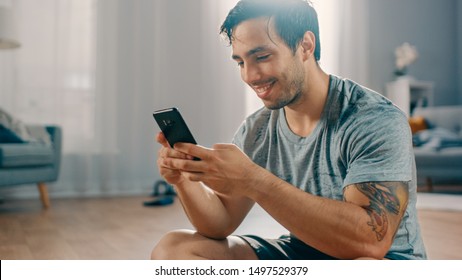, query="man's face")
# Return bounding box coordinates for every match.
[231,17,306,110]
